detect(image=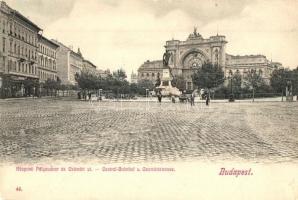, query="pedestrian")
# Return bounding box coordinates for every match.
[157,91,162,103]
[190,92,195,106]
[78,91,81,99]
[171,95,176,103]
[206,93,210,106]
[88,92,92,101]
[82,90,86,100]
